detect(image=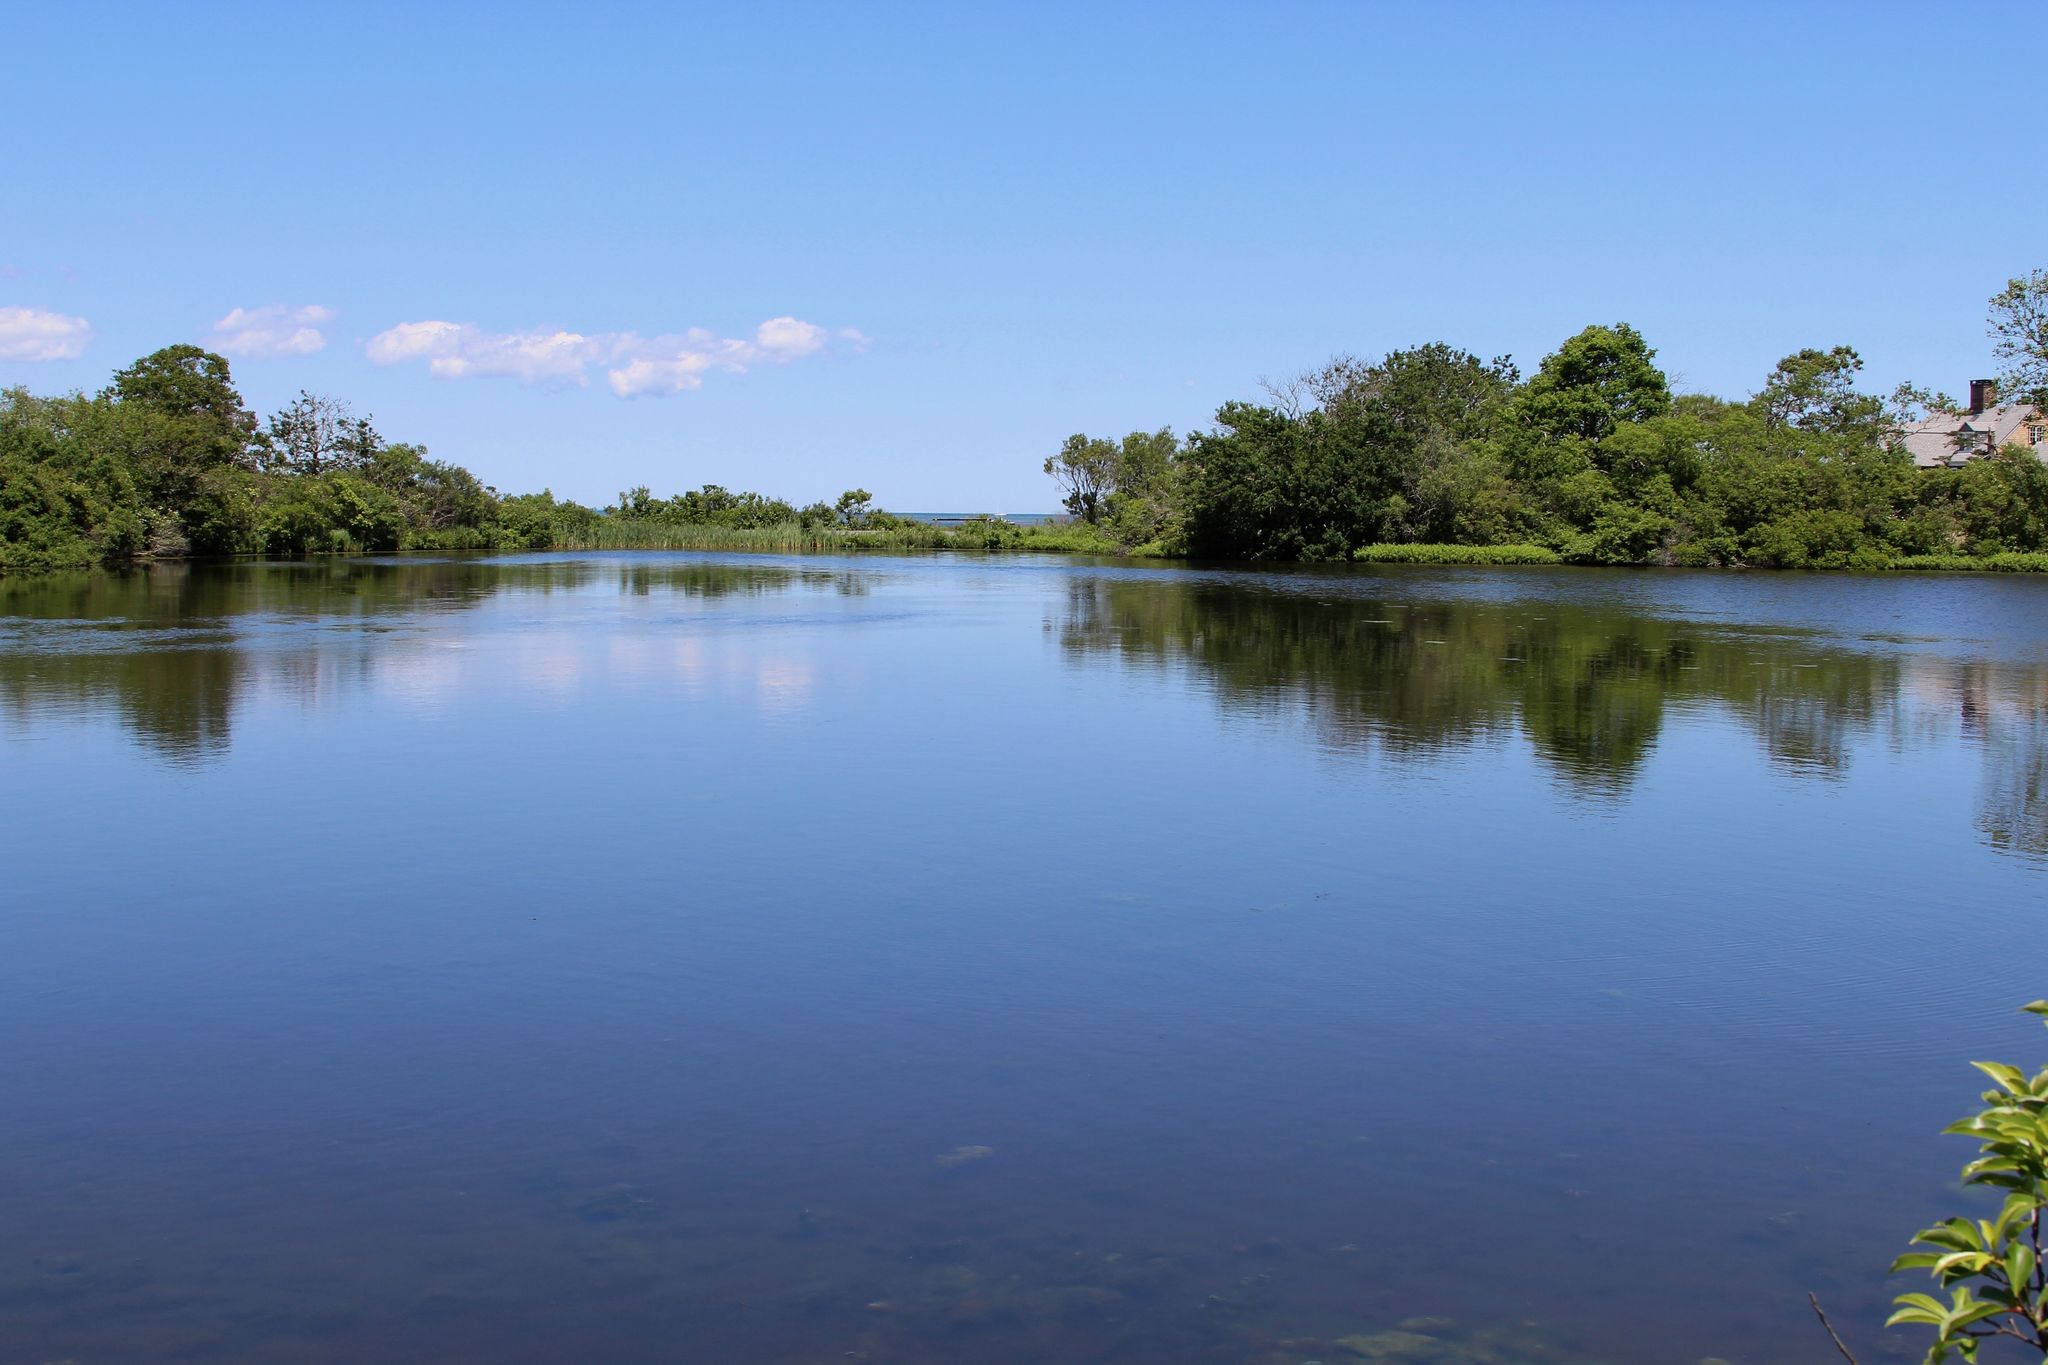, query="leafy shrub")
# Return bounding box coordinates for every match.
[1882,1002,2048,1362]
